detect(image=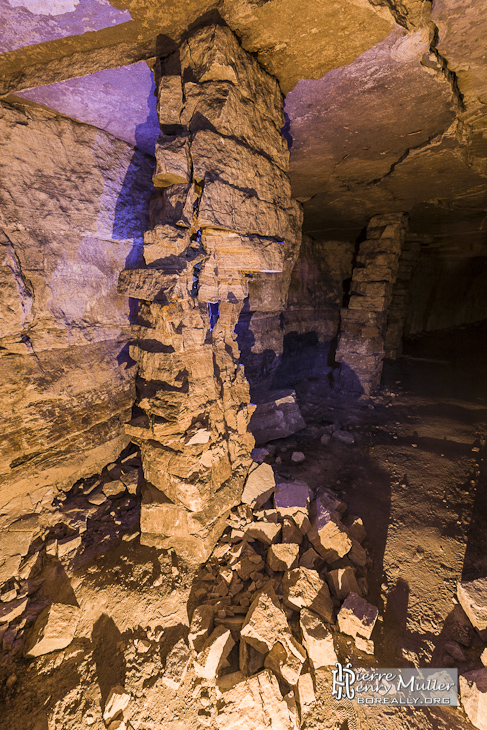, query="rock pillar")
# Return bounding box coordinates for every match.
[334,213,408,396]
[118,25,302,563]
[384,238,421,359]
